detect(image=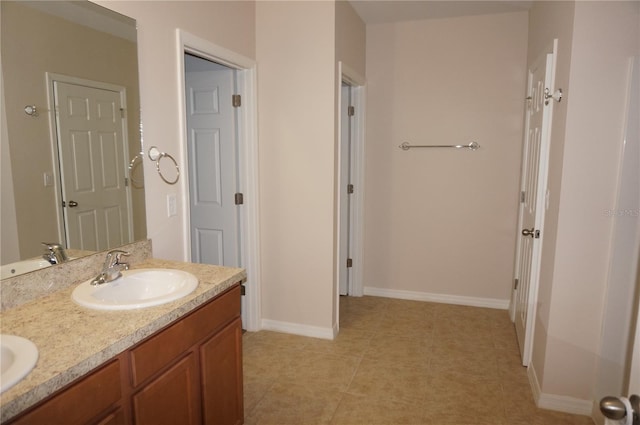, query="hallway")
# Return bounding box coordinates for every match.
[242,296,595,424]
